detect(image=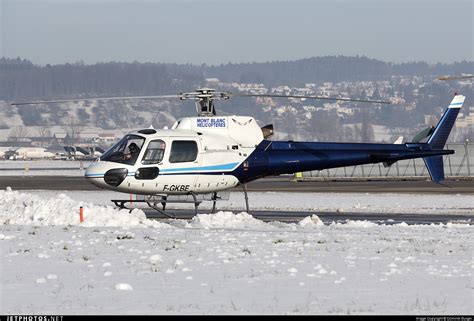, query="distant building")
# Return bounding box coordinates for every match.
[54,133,67,145]
[455,106,474,129]
[0,140,31,148]
[424,115,438,127]
[97,133,116,145]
